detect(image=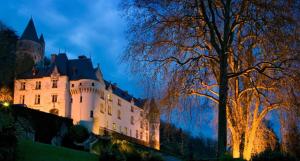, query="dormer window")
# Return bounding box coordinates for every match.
[20,82,26,90]
[131,106,134,112]
[52,80,58,88]
[108,94,112,102]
